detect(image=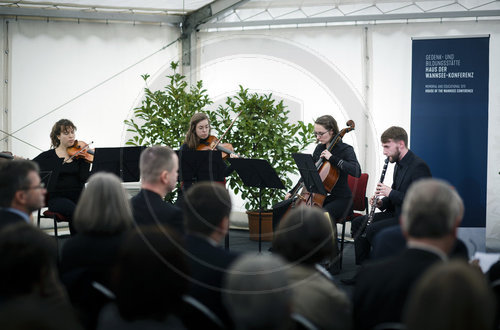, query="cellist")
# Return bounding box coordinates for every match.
[274,115,361,228]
